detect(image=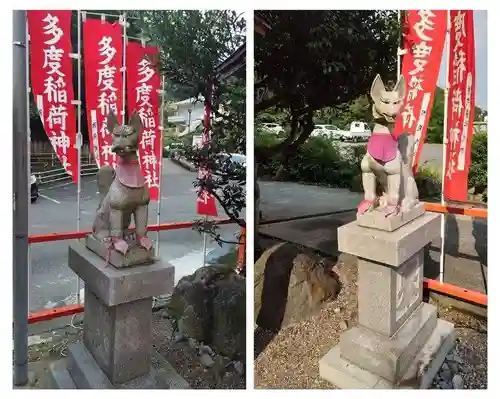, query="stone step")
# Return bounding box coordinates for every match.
[47,360,77,389]
[319,318,455,389]
[339,302,437,382]
[48,342,191,389]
